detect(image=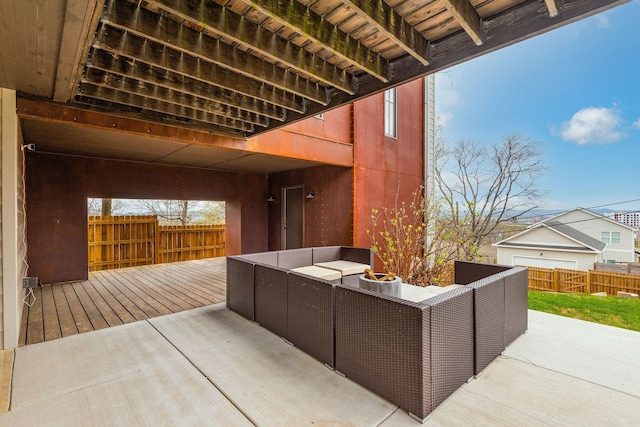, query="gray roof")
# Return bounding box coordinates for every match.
[495,220,607,252]
[543,221,606,251]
